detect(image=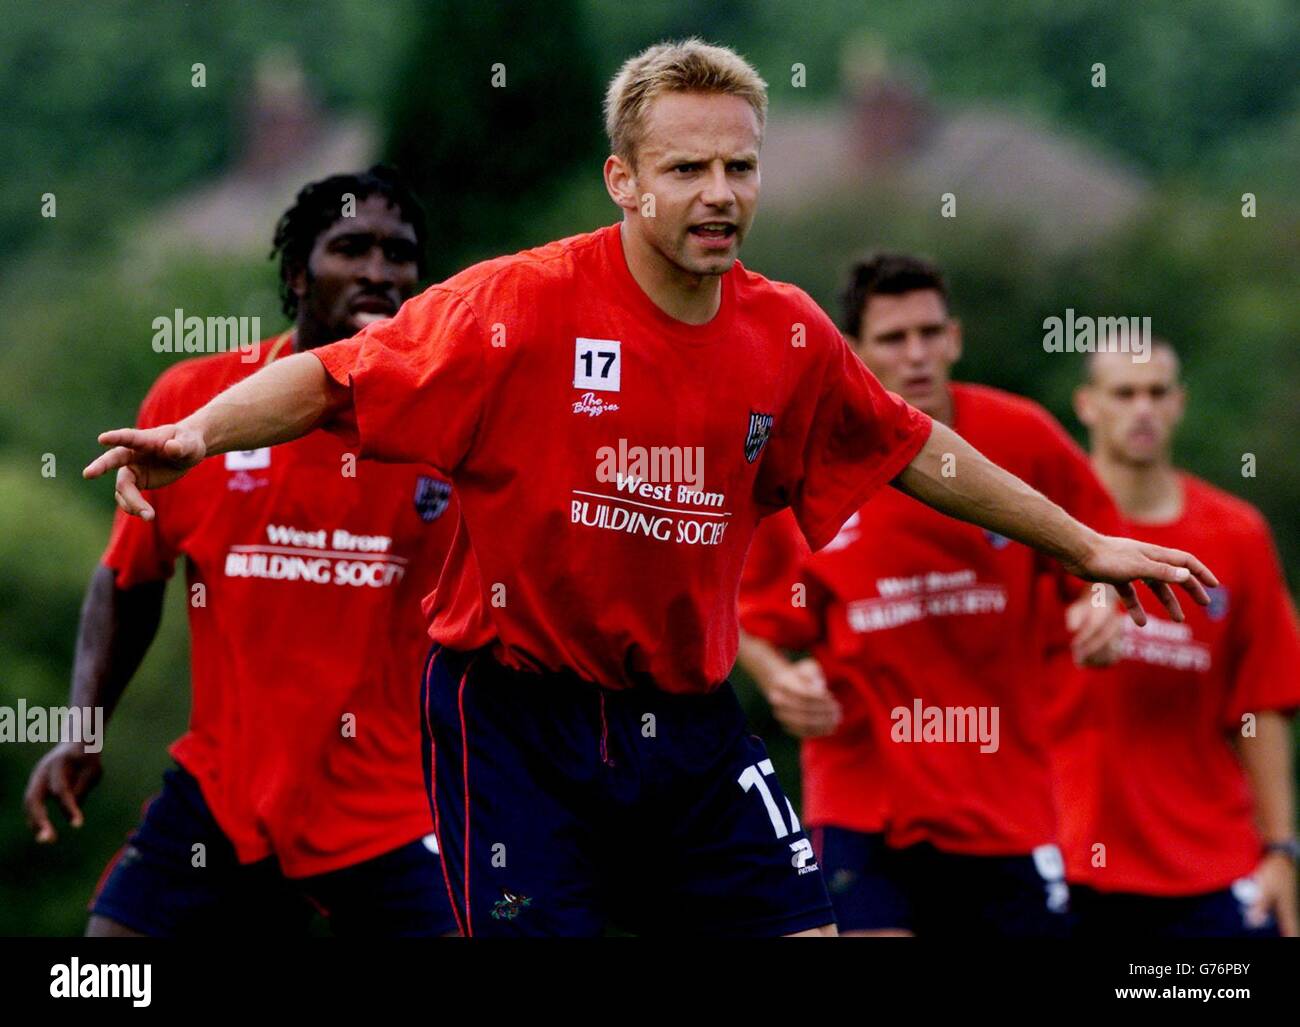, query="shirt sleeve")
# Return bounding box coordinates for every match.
[1223,518,1300,725]
[100,376,182,588]
[312,286,488,476]
[739,509,820,650]
[758,321,932,551]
